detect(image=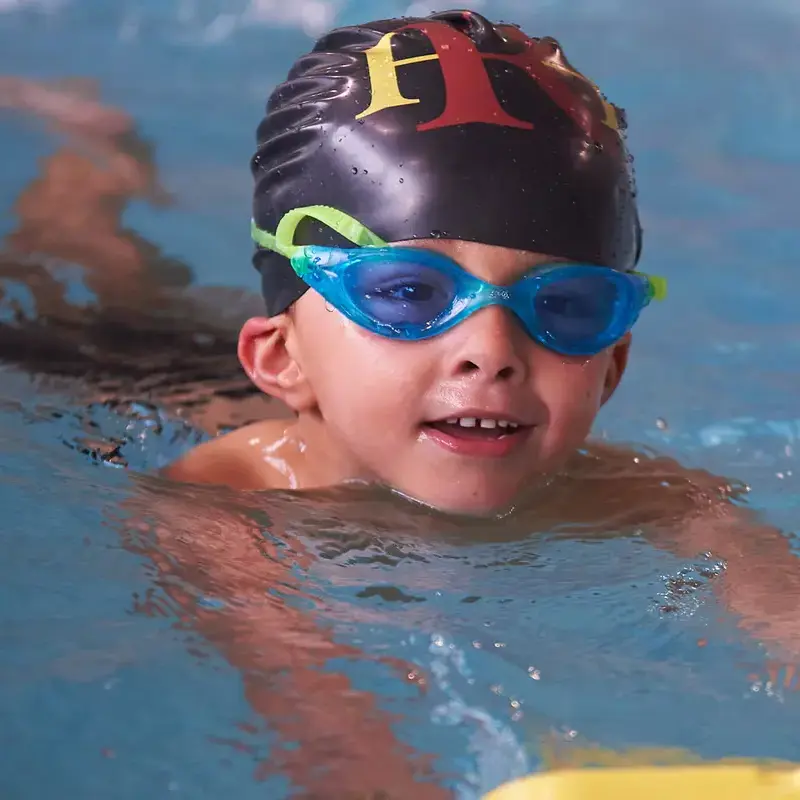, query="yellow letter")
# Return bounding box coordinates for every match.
[355,31,438,120]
